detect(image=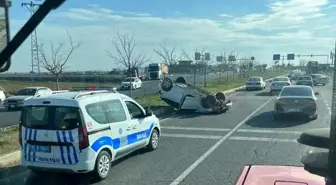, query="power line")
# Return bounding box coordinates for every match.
[22,1,41,74]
